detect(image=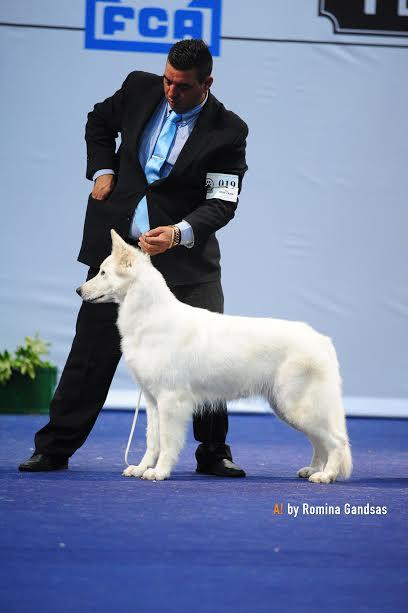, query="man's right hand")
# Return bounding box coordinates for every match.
[92,174,115,200]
